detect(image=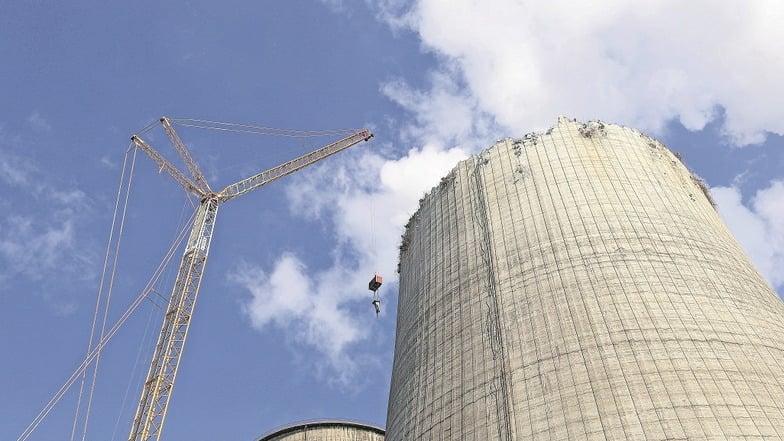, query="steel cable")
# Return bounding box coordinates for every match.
[16,204,196,441]
[69,144,135,441]
[168,117,359,137]
[79,146,139,441]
